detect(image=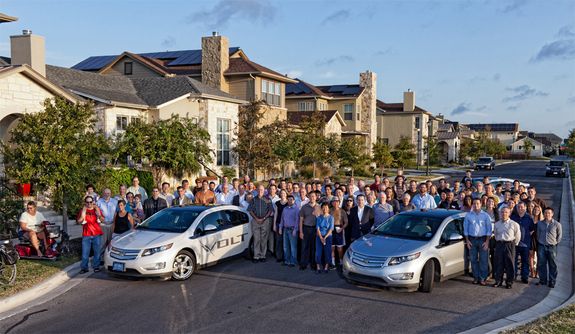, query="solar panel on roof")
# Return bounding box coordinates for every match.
[342,86,361,95]
[72,55,117,70]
